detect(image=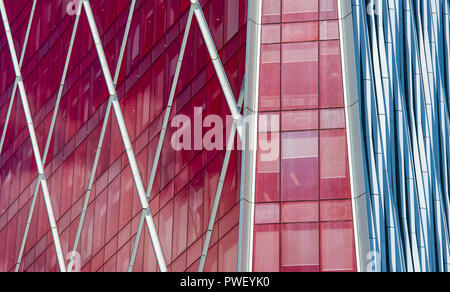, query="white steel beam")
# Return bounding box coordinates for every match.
[337,0,371,272]
[127,5,195,272]
[198,81,245,272]
[81,0,167,272]
[129,0,247,271]
[0,0,66,272]
[190,0,243,139]
[14,2,82,272]
[128,209,145,272]
[0,0,36,156]
[67,0,137,272]
[237,0,262,272]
